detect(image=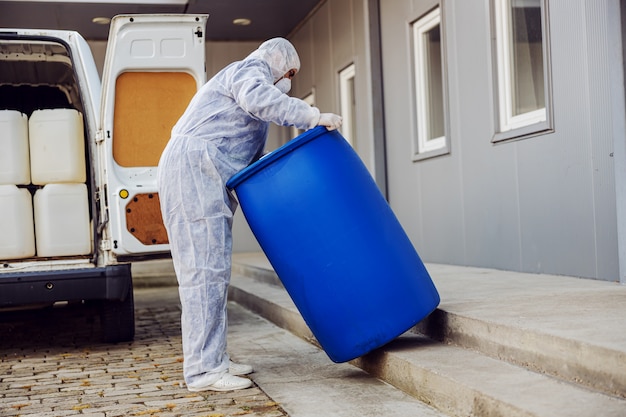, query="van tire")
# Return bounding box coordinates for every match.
[100,285,135,343]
